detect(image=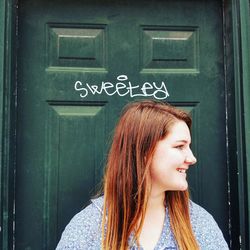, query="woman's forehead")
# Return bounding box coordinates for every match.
[165,121,191,142]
